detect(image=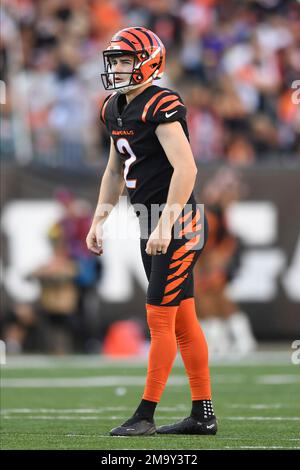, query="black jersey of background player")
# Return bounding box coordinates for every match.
[101,85,195,210]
